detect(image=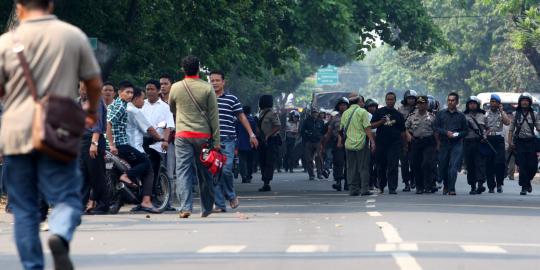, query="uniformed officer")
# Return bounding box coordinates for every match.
[323,97,349,191]
[405,96,439,194]
[365,99,379,190]
[508,93,540,195]
[398,90,417,192]
[463,96,488,195]
[484,94,510,193]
